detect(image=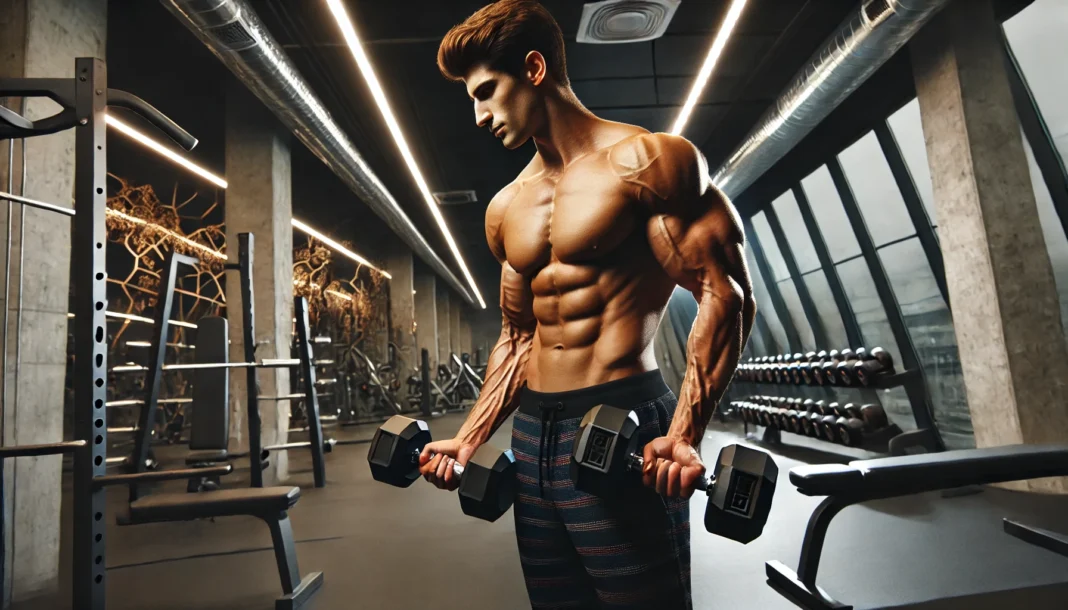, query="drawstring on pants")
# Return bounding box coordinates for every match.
[536,400,565,496]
